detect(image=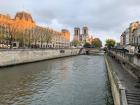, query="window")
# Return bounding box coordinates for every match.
[13,43,16,47]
